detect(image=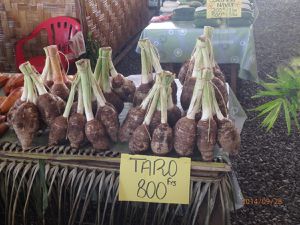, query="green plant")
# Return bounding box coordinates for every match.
[253,57,300,133]
[84,32,101,70]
